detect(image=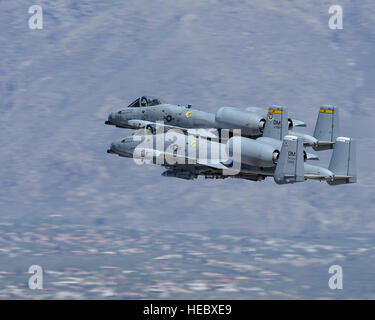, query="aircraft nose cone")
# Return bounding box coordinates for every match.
[113,141,122,151]
[107,142,118,154]
[110,112,118,122]
[105,113,116,125]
